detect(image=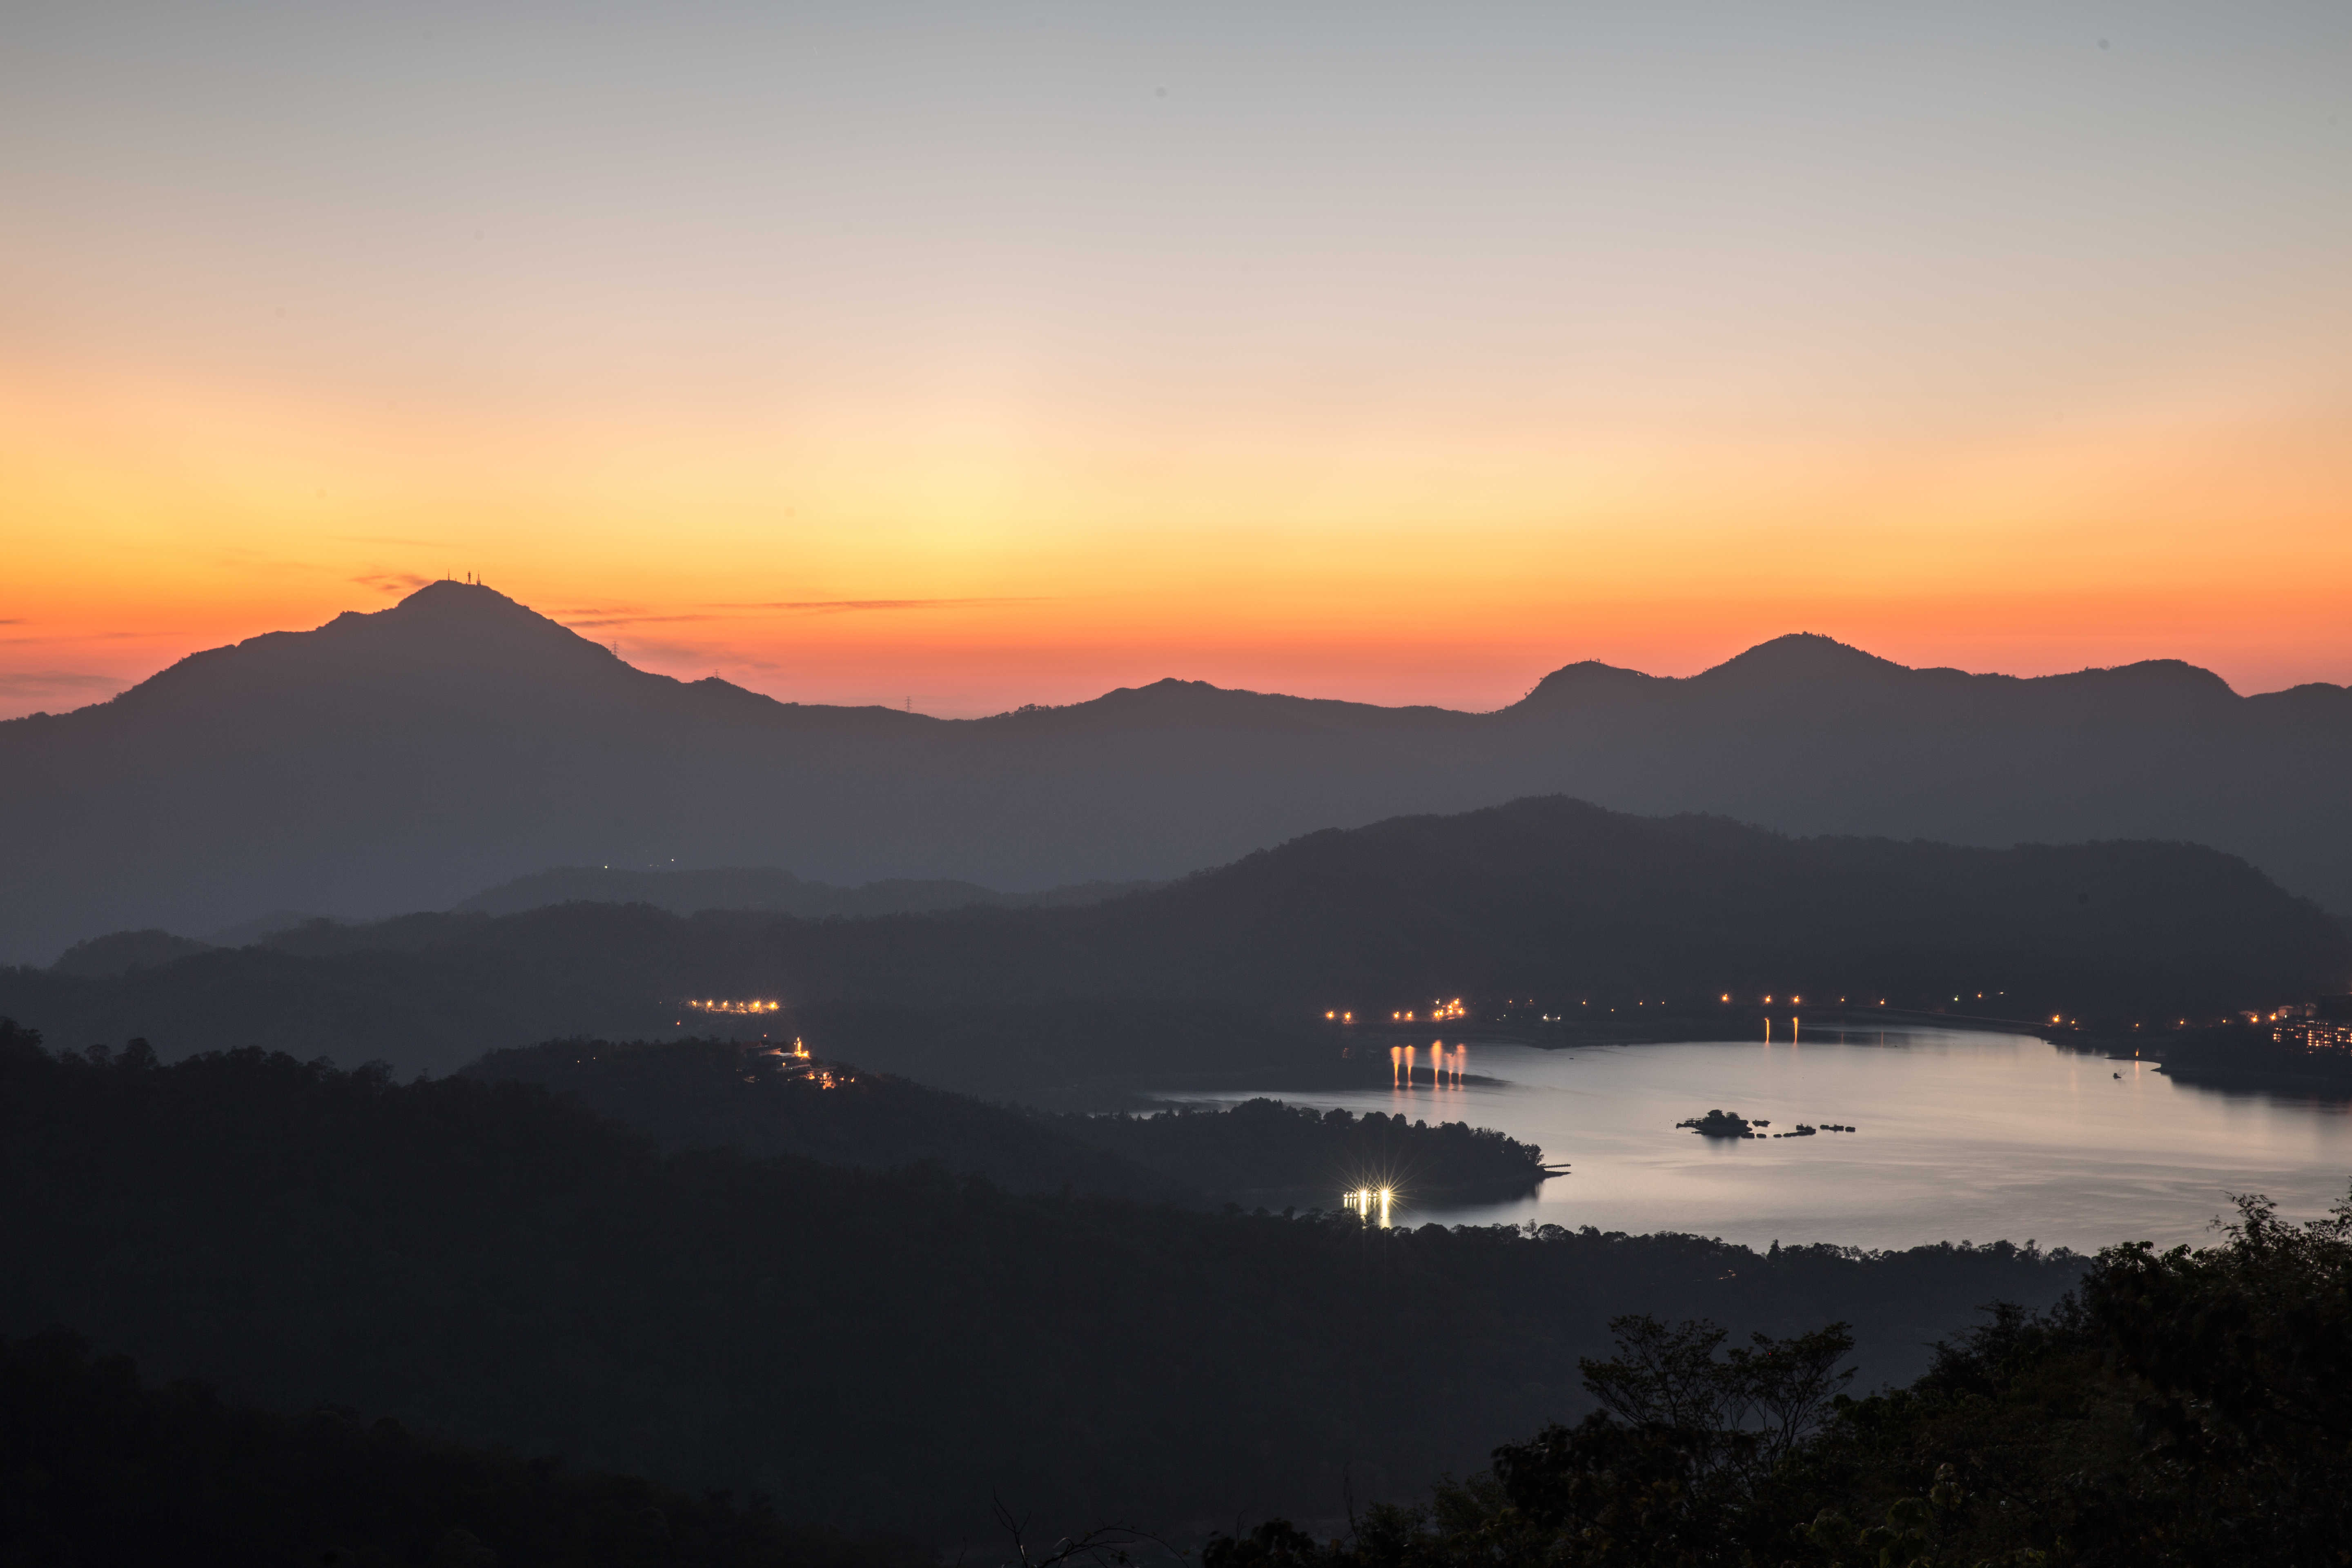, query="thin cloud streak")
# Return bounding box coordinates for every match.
[0,630,150,645]
[0,670,129,697]
[563,612,723,629]
[561,599,1049,630]
[708,598,1049,615]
